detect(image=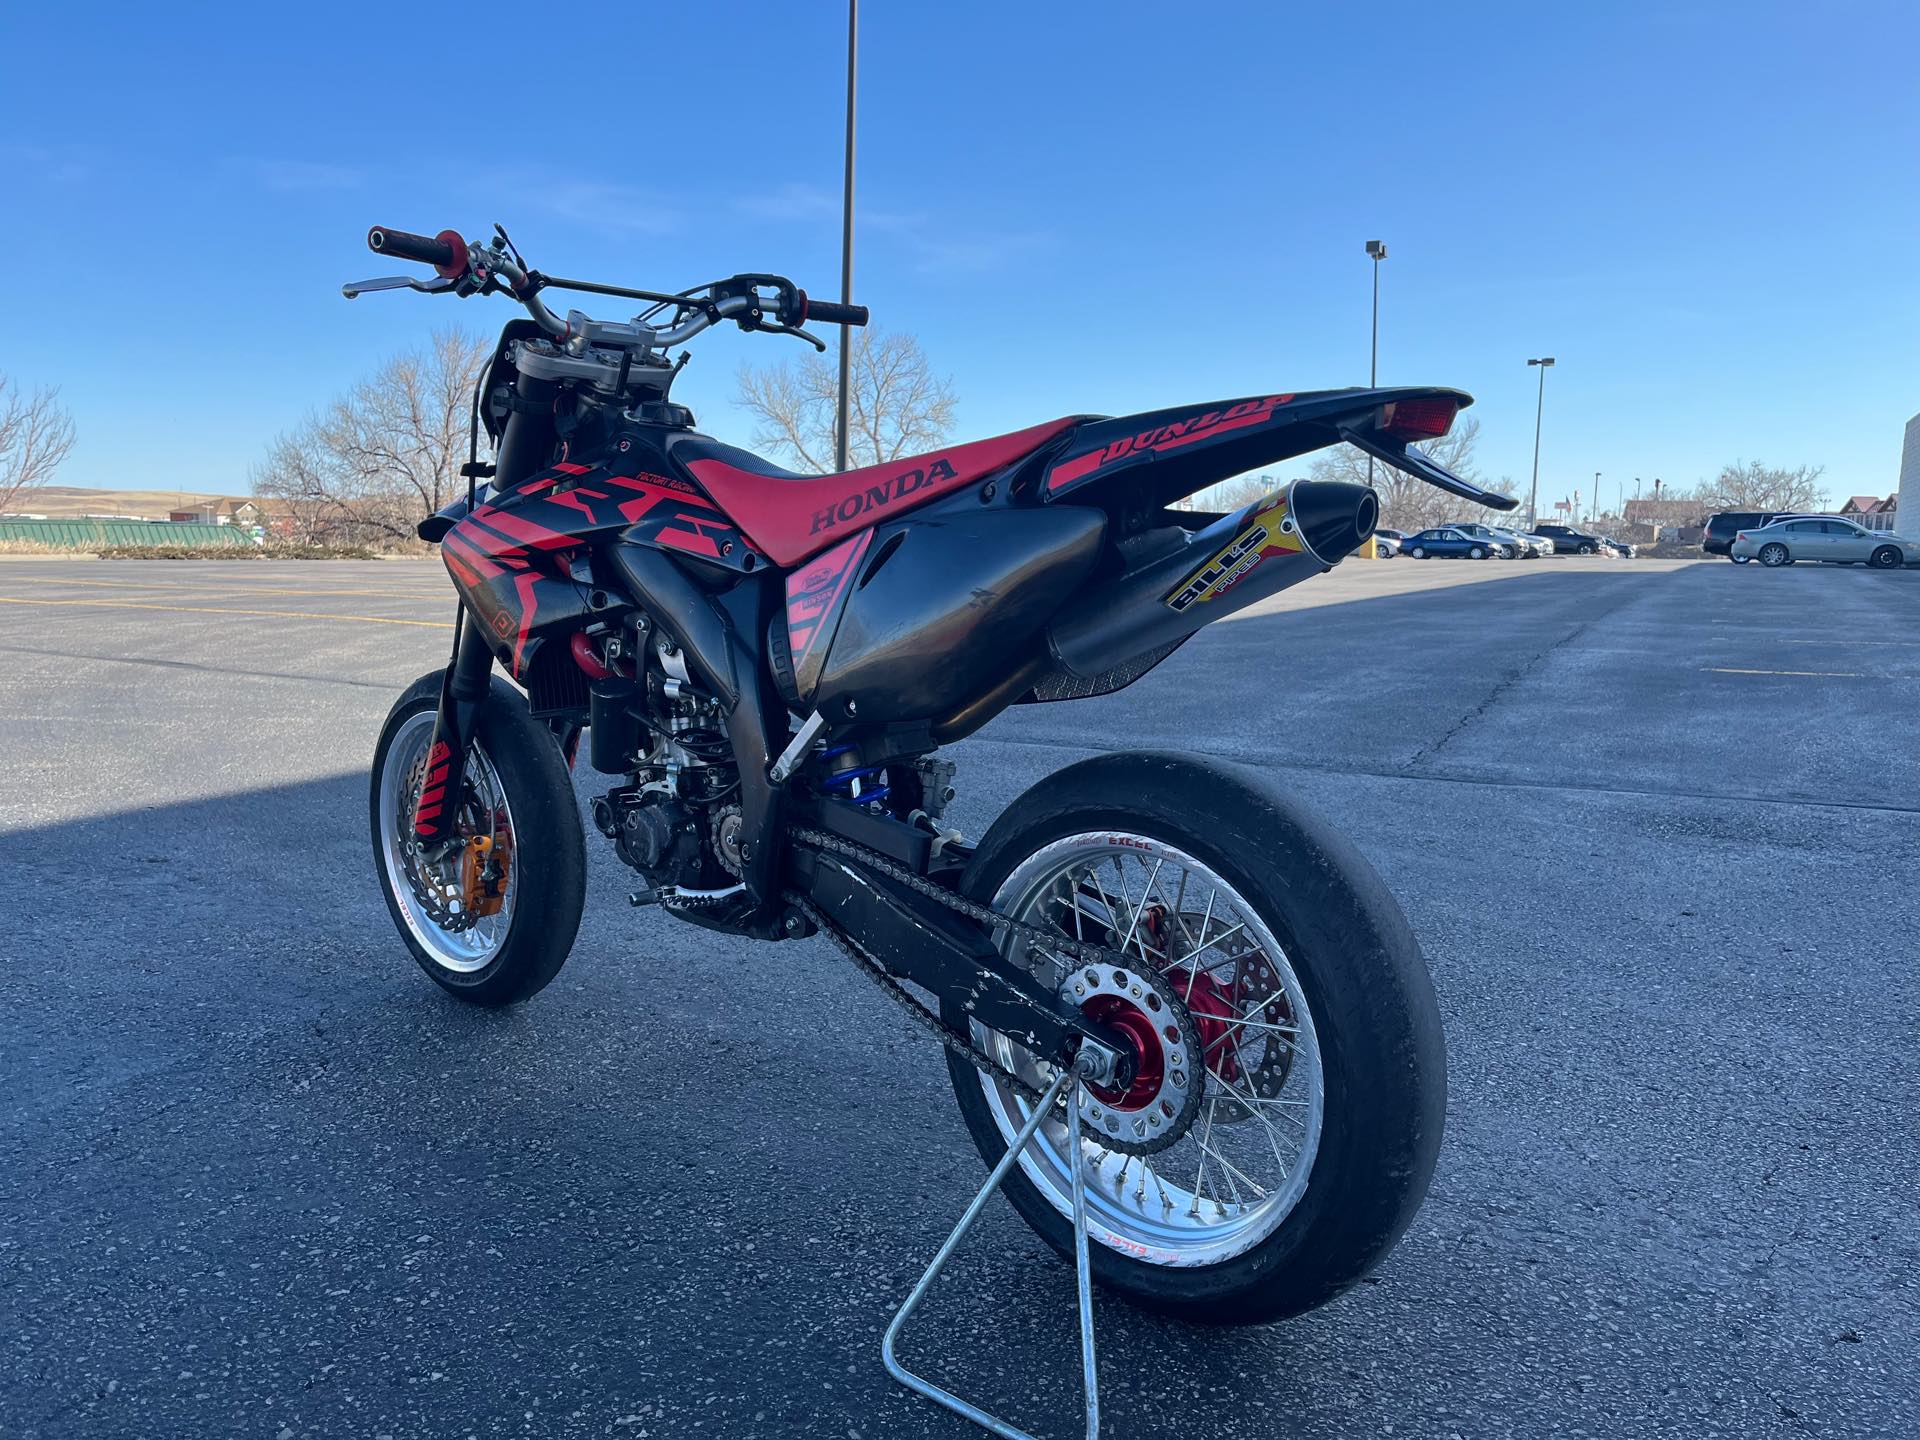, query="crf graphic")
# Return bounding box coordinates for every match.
[810,458,959,536]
